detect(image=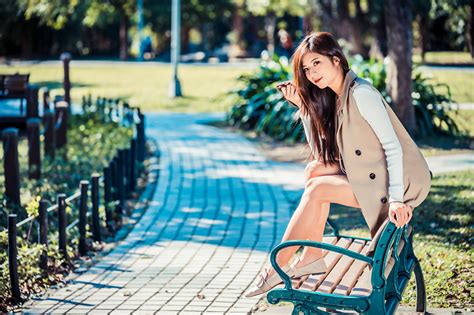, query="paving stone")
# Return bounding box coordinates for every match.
[24,113,297,314]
